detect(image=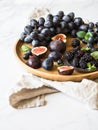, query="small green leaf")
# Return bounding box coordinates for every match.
[81,47,91,51]
[87,62,96,71]
[91,51,98,60]
[58,63,64,66]
[77,31,86,39]
[85,32,93,41]
[21,45,30,52]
